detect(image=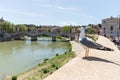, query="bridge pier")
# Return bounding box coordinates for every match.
[75,33,80,41]
[52,36,56,41]
[10,32,77,42]
[70,36,75,41]
[31,36,37,41]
